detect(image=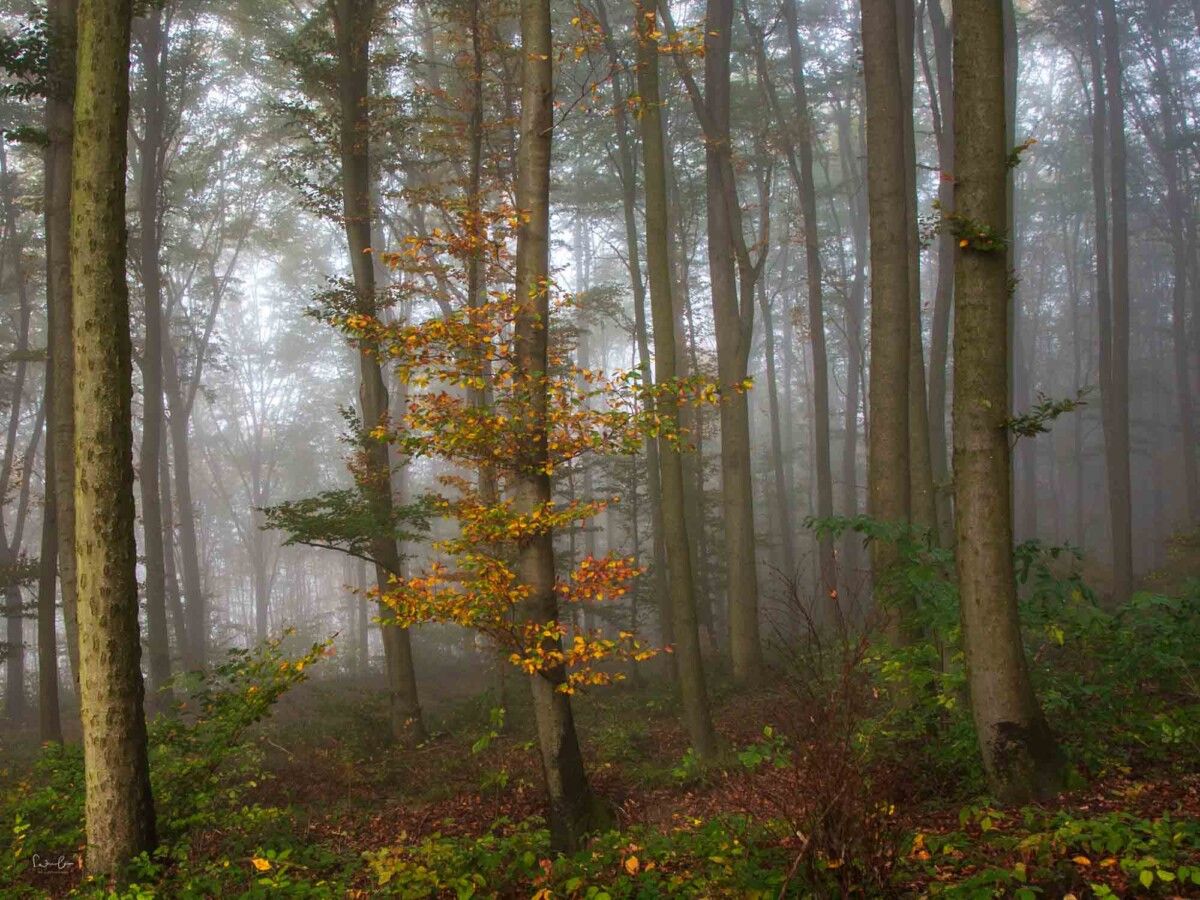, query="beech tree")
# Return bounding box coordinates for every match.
[952,0,1064,803]
[71,0,156,873]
